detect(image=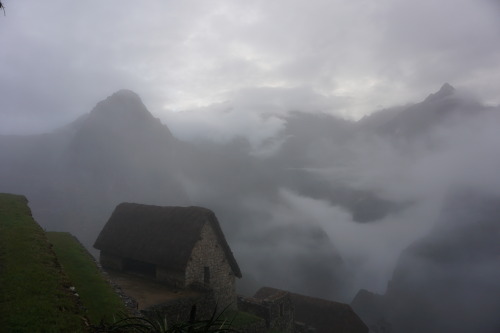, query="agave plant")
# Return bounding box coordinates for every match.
[91,305,238,333]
